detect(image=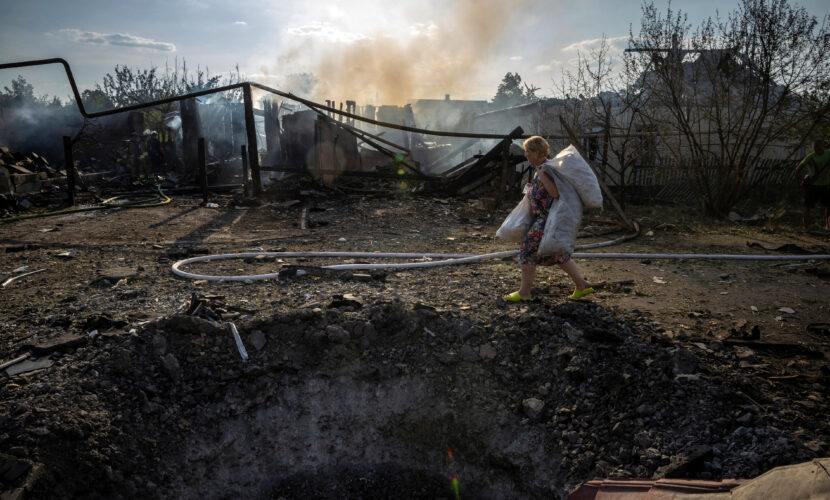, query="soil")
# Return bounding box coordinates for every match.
[1,188,828,499]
